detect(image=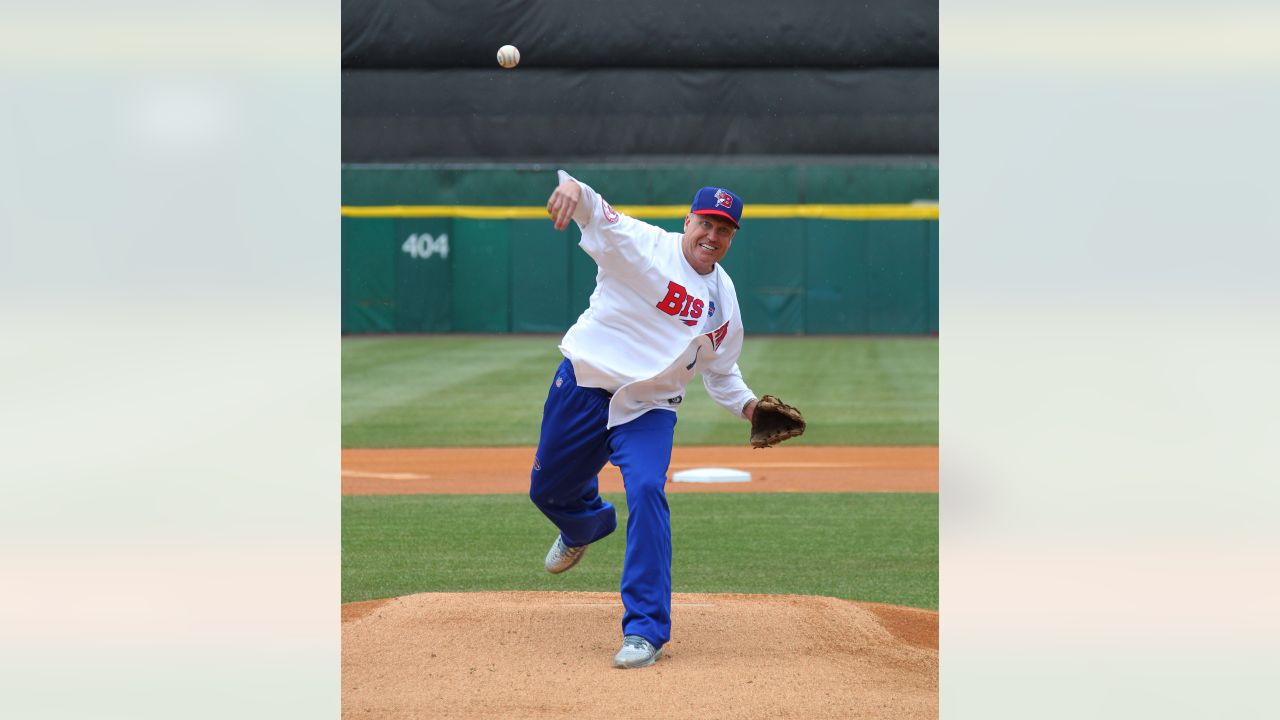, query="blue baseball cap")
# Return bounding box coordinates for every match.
[690,186,743,228]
